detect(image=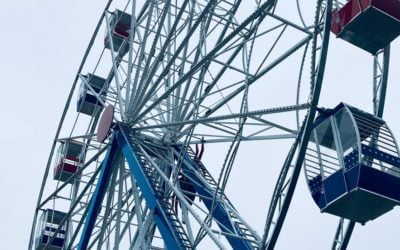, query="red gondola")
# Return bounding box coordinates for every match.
[53,140,83,183]
[105,9,131,55]
[331,0,400,54]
